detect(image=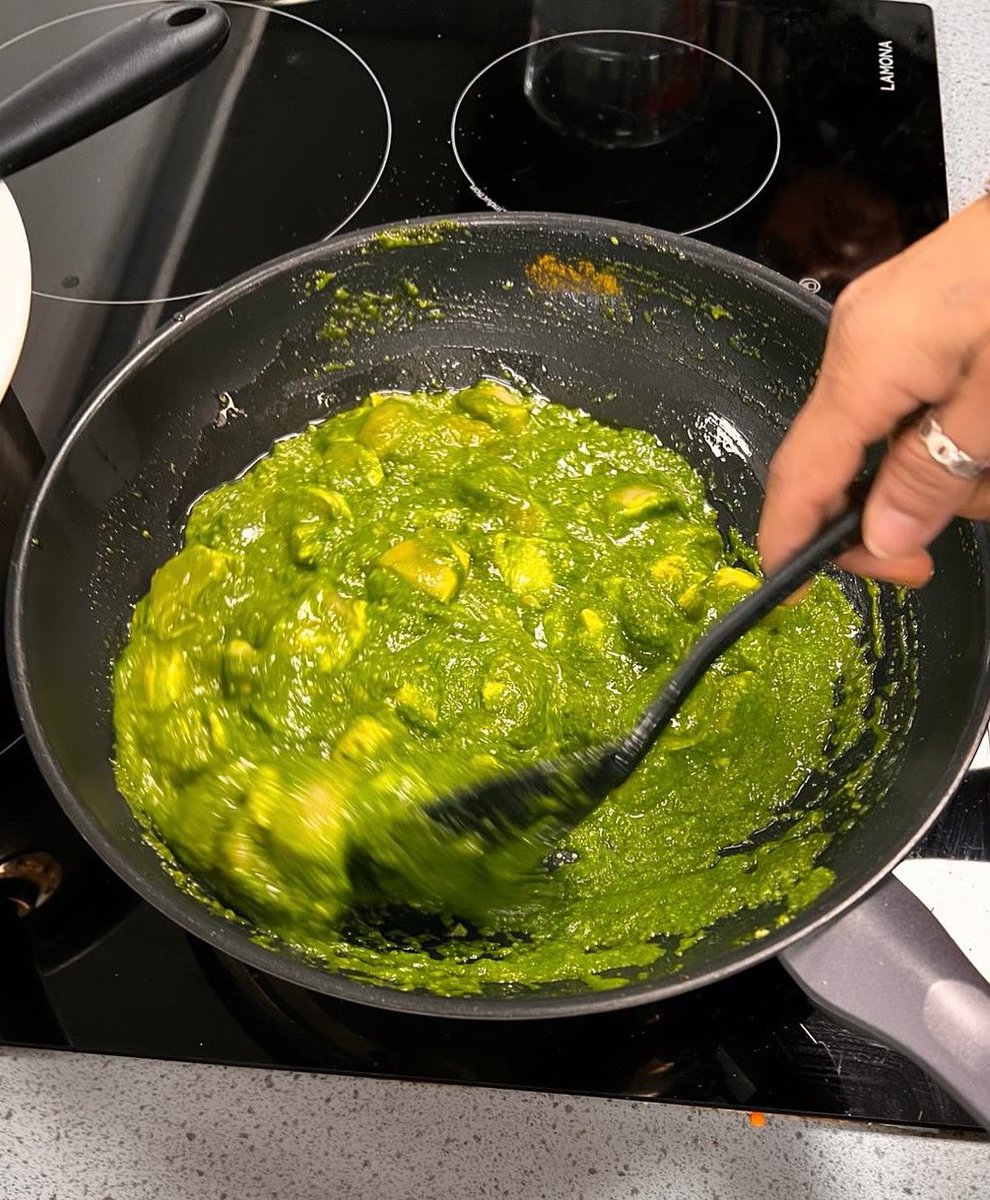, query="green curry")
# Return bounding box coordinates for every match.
[113,379,873,995]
